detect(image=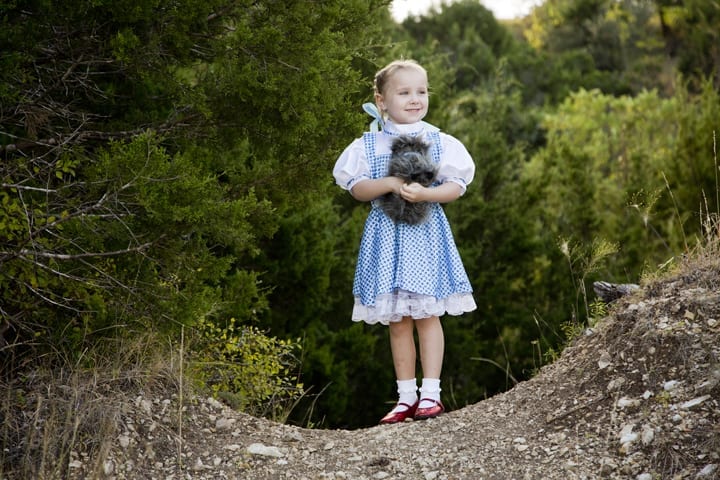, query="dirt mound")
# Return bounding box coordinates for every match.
[6,260,720,479]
